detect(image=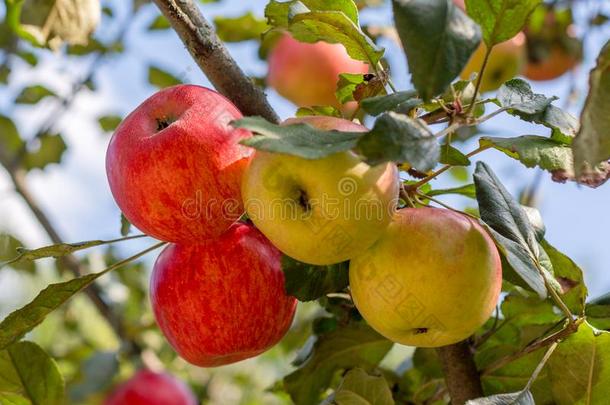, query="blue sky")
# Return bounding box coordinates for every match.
[0,0,609,309]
